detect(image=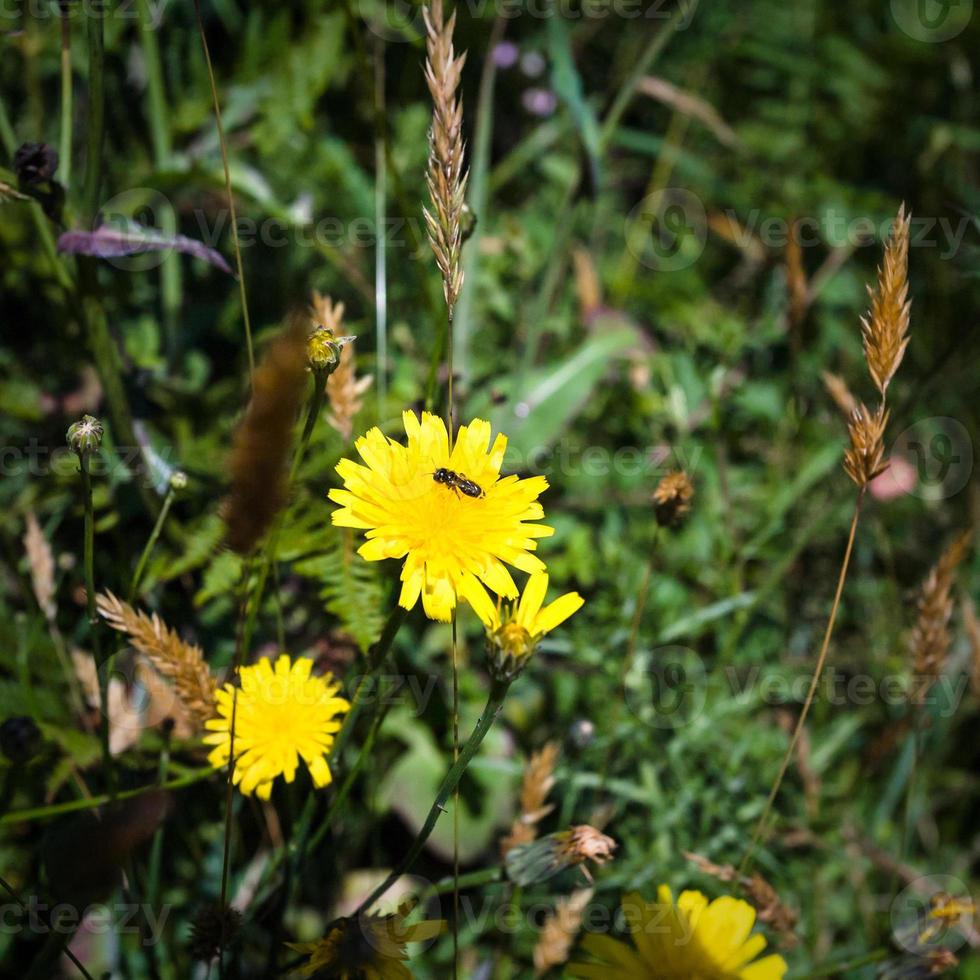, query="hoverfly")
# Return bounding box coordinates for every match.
[432,467,485,499]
